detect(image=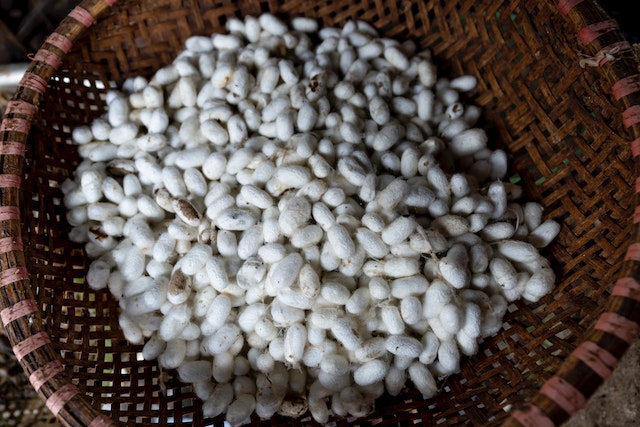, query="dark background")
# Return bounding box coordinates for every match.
[0,0,639,65]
